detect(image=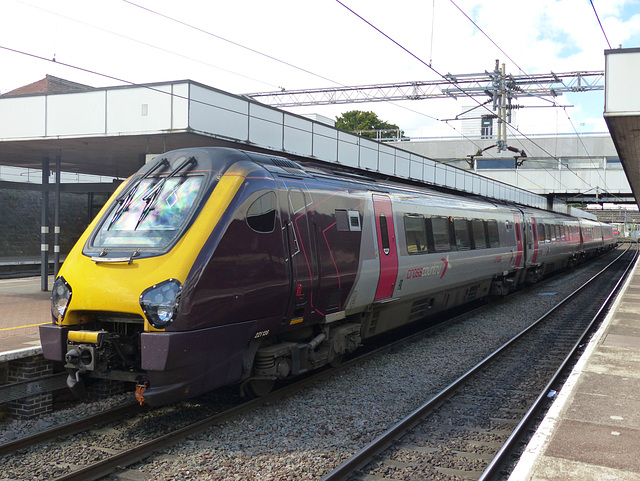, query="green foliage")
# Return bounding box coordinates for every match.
[335,110,402,139]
